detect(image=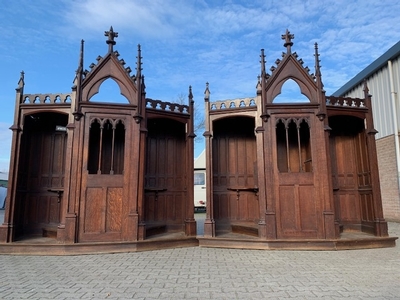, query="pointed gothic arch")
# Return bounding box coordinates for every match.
[89,77,130,103]
[273,78,310,103]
